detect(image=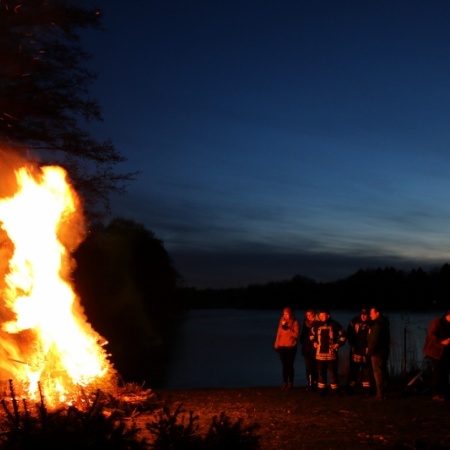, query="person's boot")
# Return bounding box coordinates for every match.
[305,375,313,391]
